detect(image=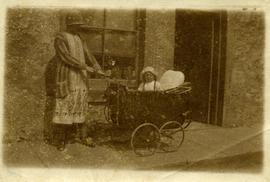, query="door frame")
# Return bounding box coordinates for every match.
[208,11,227,126]
[174,10,227,126]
